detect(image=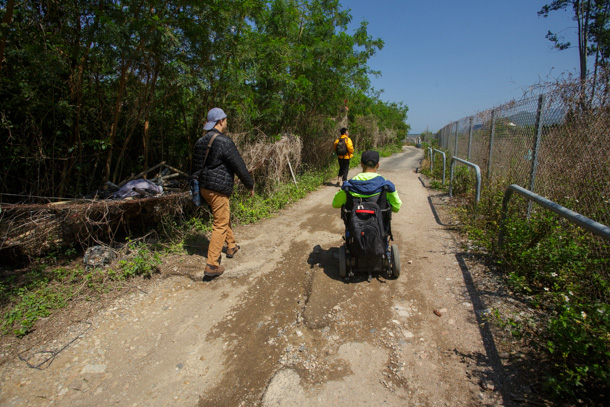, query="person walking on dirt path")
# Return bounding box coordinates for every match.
[331,150,402,213]
[191,107,254,278]
[333,127,354,187]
